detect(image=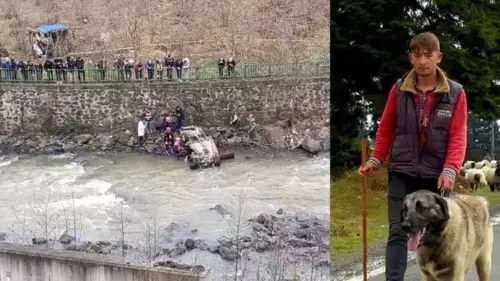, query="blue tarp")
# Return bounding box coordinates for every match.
[37,23,67,34]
